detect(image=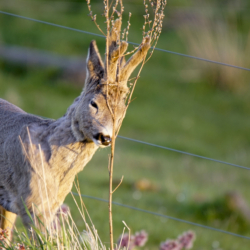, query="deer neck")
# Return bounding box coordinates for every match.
[25,110,99,207]
[46,115,98,199]
[44,99,76,145]
[31,102,99,177]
